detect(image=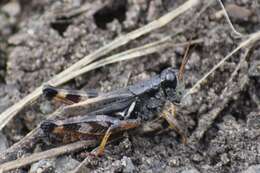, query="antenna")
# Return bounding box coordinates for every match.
[178,40,191,81]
